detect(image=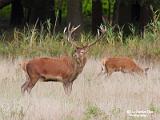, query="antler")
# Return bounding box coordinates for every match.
[86,25,106,48]
[63,23,81,48]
